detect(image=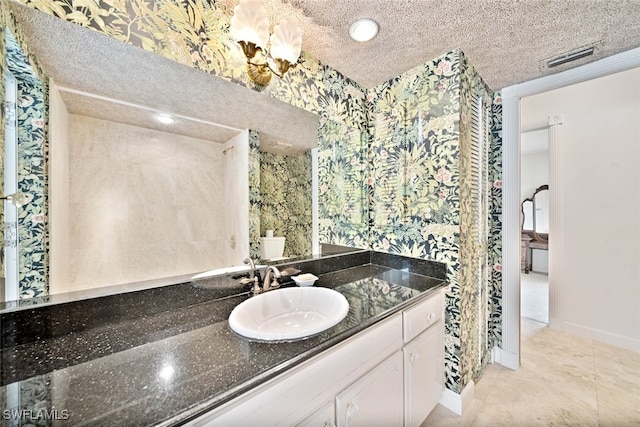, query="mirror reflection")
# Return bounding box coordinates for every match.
[533,187,549,235]
[521,199,533,231]
[520,184,549,274]
[1,2,320,303]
